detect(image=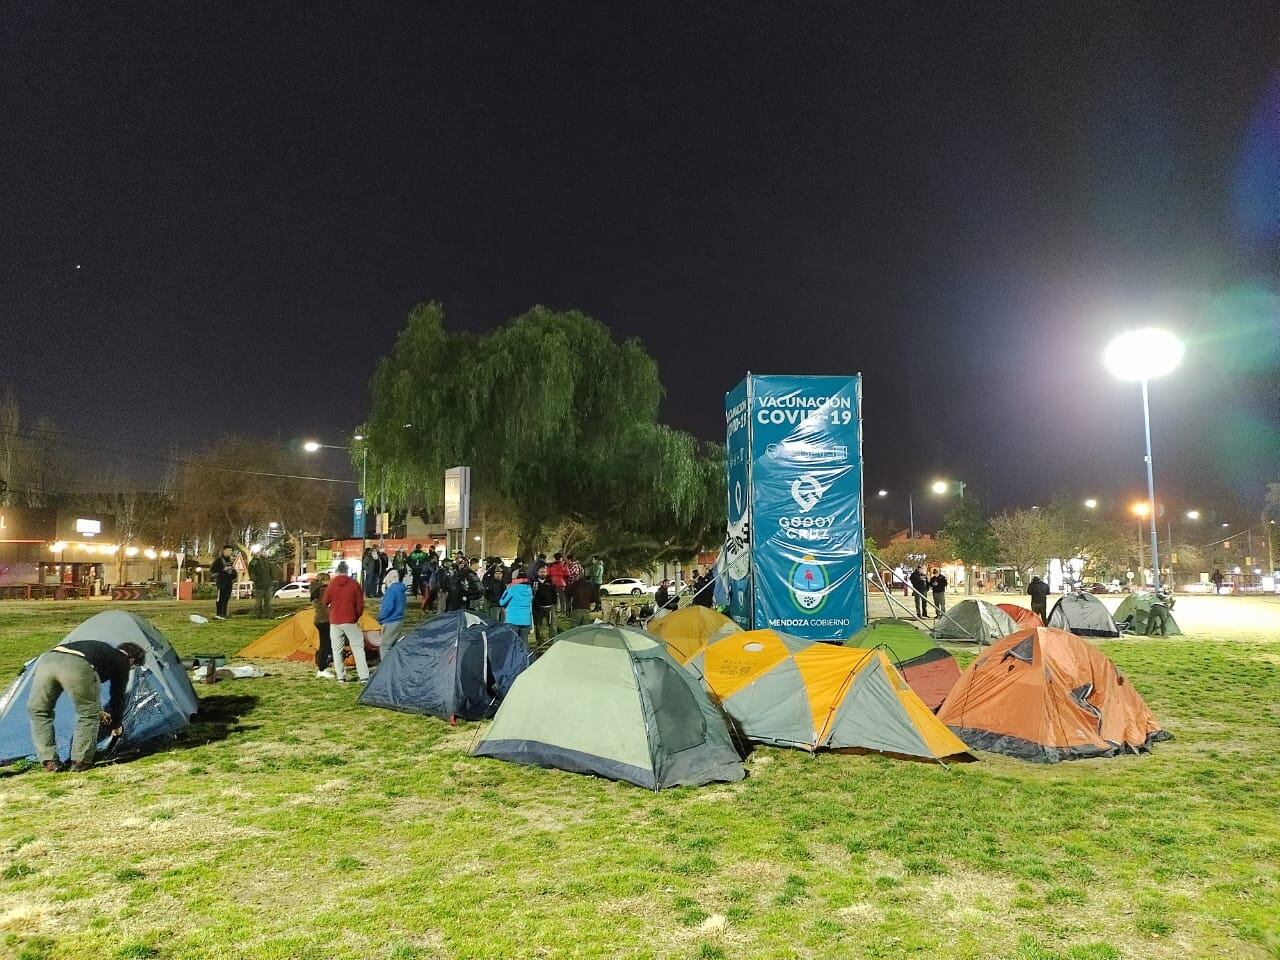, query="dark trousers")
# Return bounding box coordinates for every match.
[315,622,332,670]
[216,581,232,618]
[932,591,946,616]
[1031,601,1047,622]
[534,606,558,646]
[913,591,927,617]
